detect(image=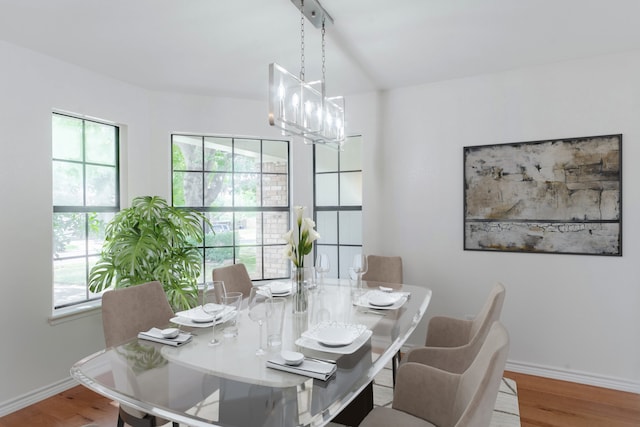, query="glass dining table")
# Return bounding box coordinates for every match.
[71,279,432,427]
